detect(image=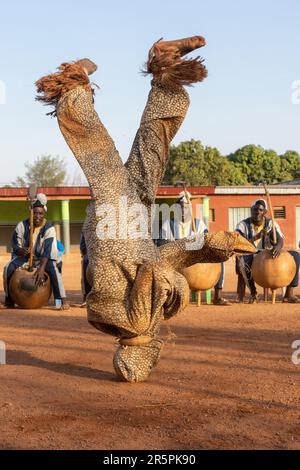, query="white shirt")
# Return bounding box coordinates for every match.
[161,218,208,241]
